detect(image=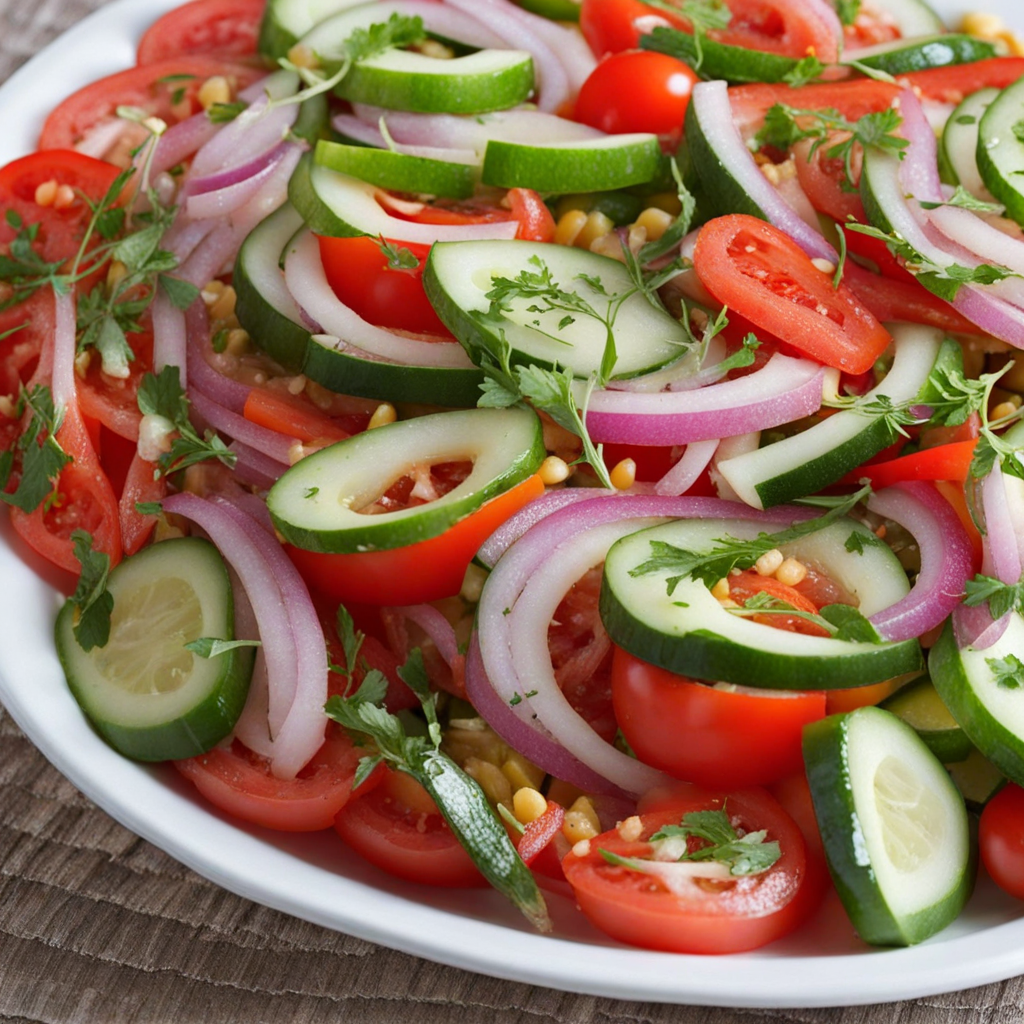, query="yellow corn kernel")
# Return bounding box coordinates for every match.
[562,796,601,843]
[999,30,1024,57]
[0,395,16,419]
[197,75,232,111]
[154,514,187,543]
[464,756,514,807]
[286,43,320,69]
[547,777,584,809]
[288,440,307,465]
[502,751,545,792]
[610,457,636,491]
[512,787,548,825]
[415,38,455,59]
[208,284,237,322]
[645,190,682,216]
[572,838,592,858]
[554,209,588,247]
[202,279,226,306]
[368,402,397,430]
[961,12,1005,38]
[304,378,335,410]
[634,206,675,242]
[53,184,76,210]
[589,231,628,263]
[538,454,570,485]
[444,724,508,769]
[286,374,307,396]
[617,815,643,843]
[224,328,250,356]
[811,257,836,276]
[574,211,615,251]
[710,577,731,601]
[993,399,1021,421]
[106,260,128,293]
[74,350,92,379]
[34,179,58,207]
[776,557,808,586]
[755,548,784,577]
[460,562,488,603]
